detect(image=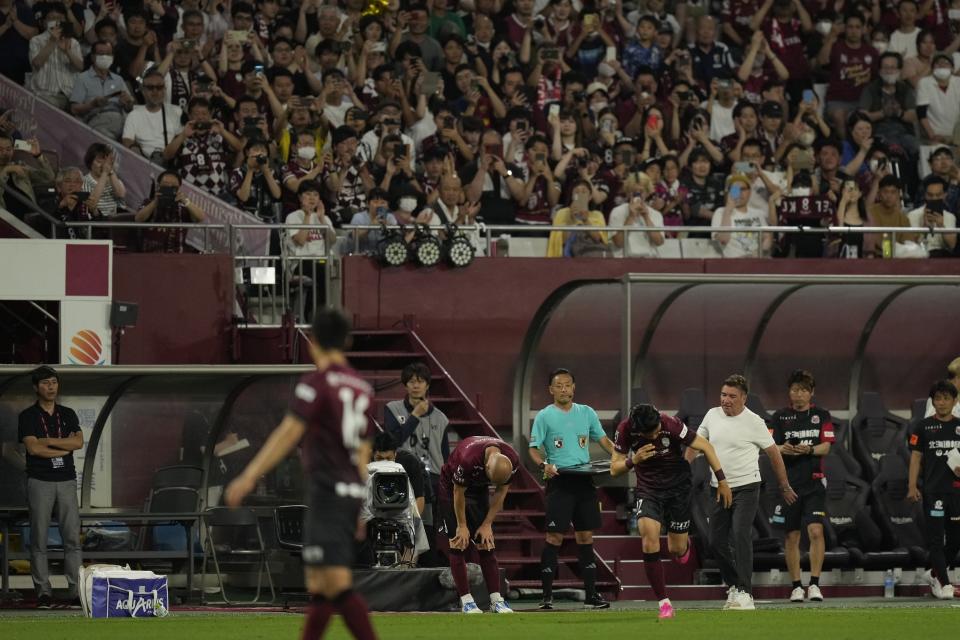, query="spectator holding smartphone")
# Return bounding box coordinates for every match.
[608,174,666,258]
[907,176,957,256]
[54,167,101,240]
[546,179,609,257]
[349,187,397,254]
[0,135,53,218]
[69,40,133,140]
[712,174,771,257]
[514,136,560,226]
[29,4,83,110]
[81,143,126,217]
